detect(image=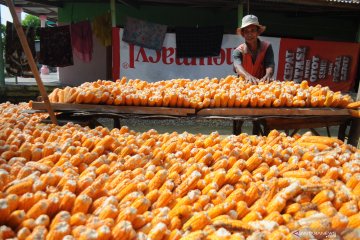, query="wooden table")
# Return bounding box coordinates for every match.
[31,102,196,128]
[197,108,352,140]
[31,102,353,141]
